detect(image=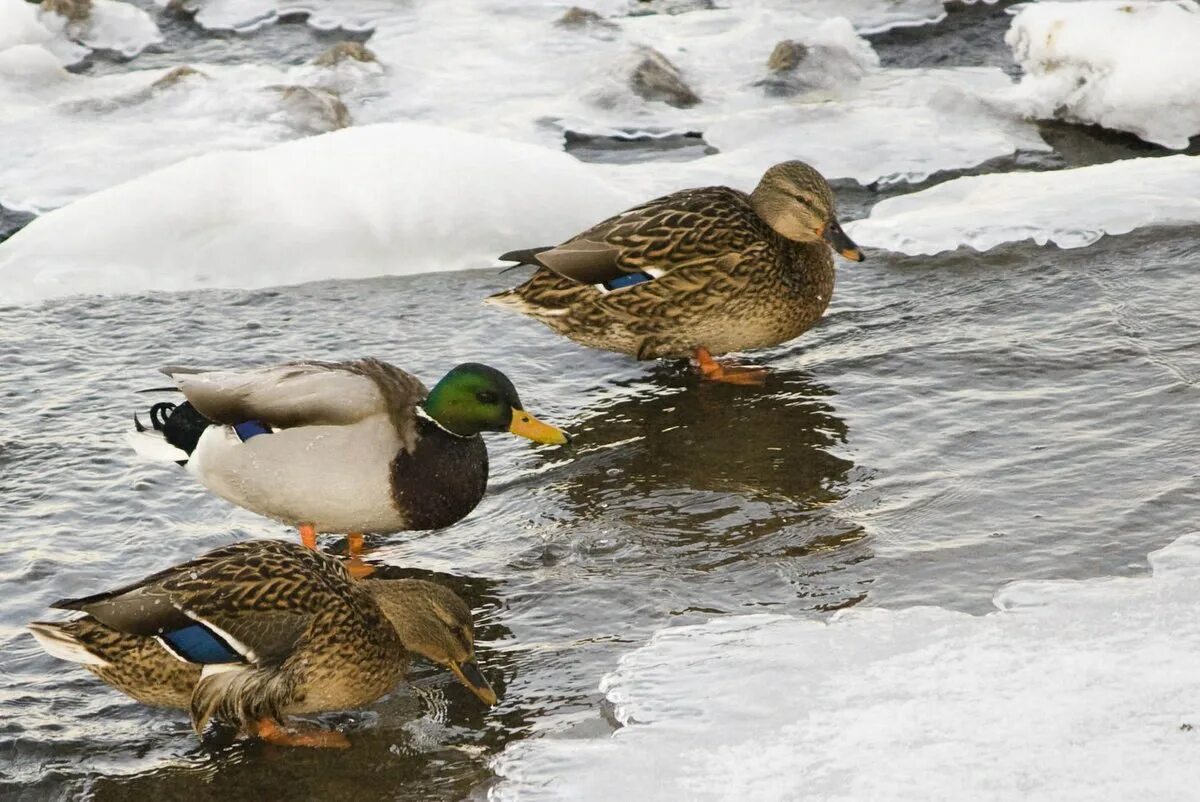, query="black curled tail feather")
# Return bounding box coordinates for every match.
[139,400,212,457]
[190,668,295,734]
